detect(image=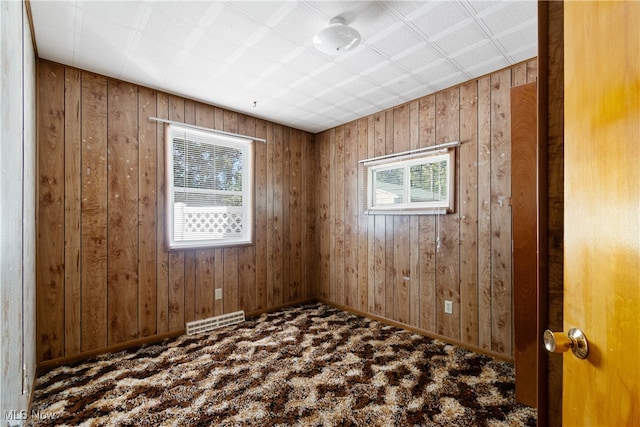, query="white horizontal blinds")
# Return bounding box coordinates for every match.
[409,159,448,203]
[168,124,252,247]
[373,167,404,206]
